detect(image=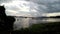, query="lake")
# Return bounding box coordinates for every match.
[13,17,60,30]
